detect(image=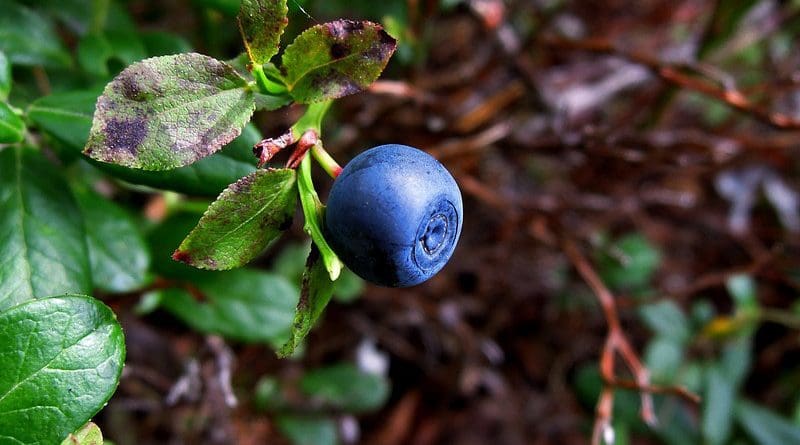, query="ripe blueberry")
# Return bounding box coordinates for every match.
[324,144,463,287]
